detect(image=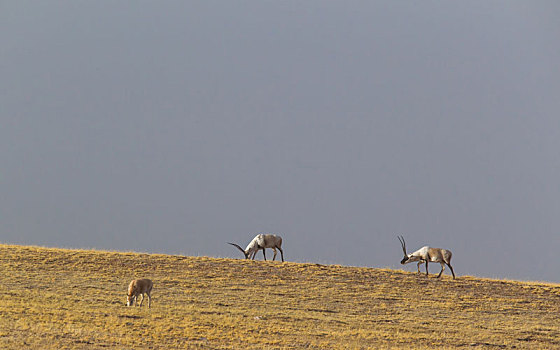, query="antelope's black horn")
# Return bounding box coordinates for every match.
[398,235,407,255]
[228,242,248,258]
